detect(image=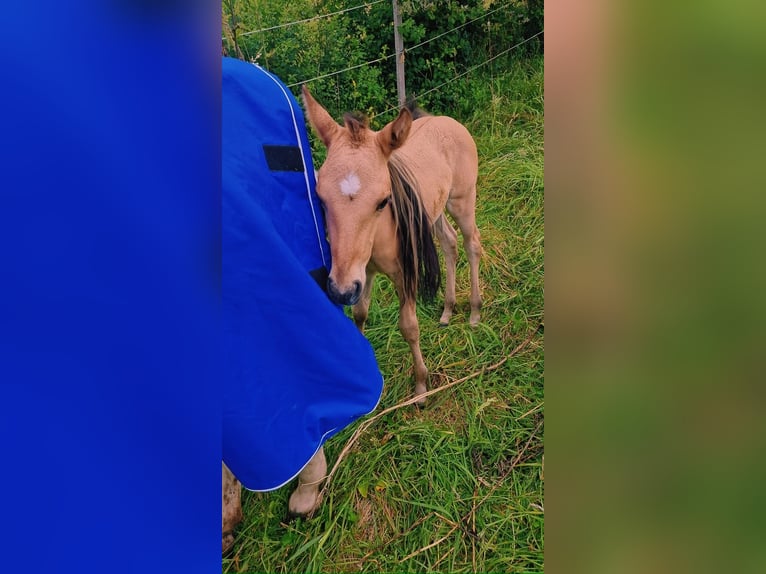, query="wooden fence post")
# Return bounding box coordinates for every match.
[392,0,406,108]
